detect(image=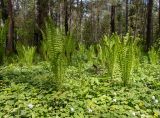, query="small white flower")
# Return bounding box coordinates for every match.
[112,98,117,102]
[141,114,145,118]
[28,103,34,109]
[1,20,4,27]
[21,110,26,115]
[70,107,74,112]
[113,92,117,96]
[152,96,156,100]
[154,99,159,104]
[12,108,18,112]
[88,108,93,113]
[132,112,136,116]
